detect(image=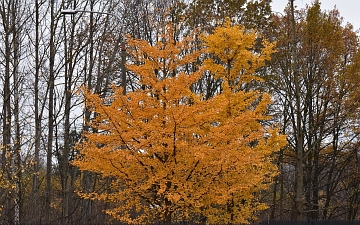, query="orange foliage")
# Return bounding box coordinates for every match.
[201,18,276,90]
[74,23,286,224]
